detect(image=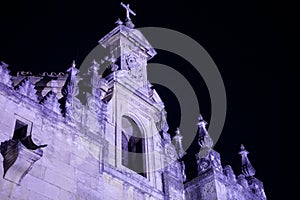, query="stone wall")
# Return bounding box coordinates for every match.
[0,81,165,200]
